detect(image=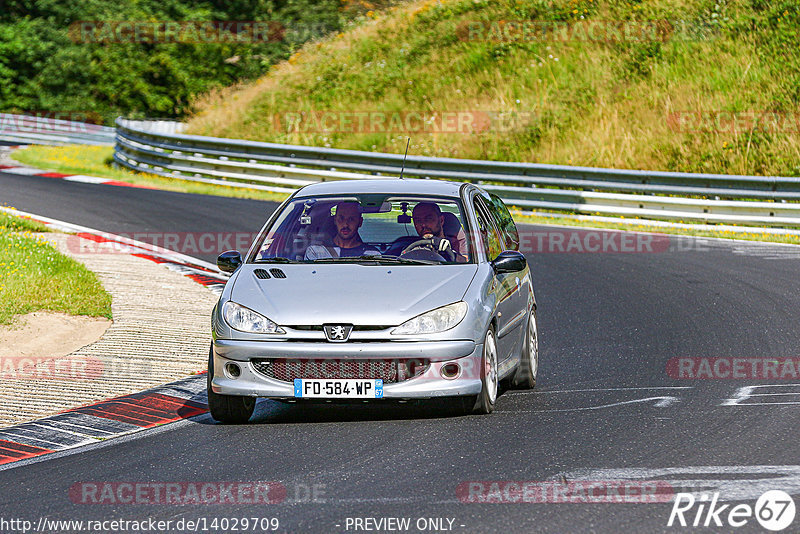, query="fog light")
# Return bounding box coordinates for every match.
[441,363,460,379]
[225,362,241,378]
